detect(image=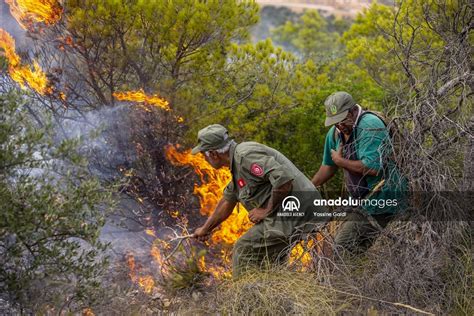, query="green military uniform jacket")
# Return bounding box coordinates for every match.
[223,141,322,244]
